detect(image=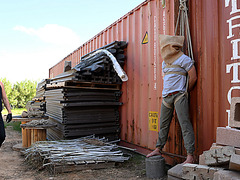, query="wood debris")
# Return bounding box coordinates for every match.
[23,135,129,174]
